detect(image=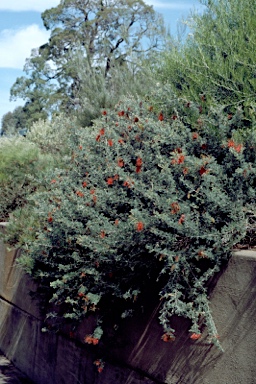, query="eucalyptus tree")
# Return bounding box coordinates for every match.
[10,0,166,126]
